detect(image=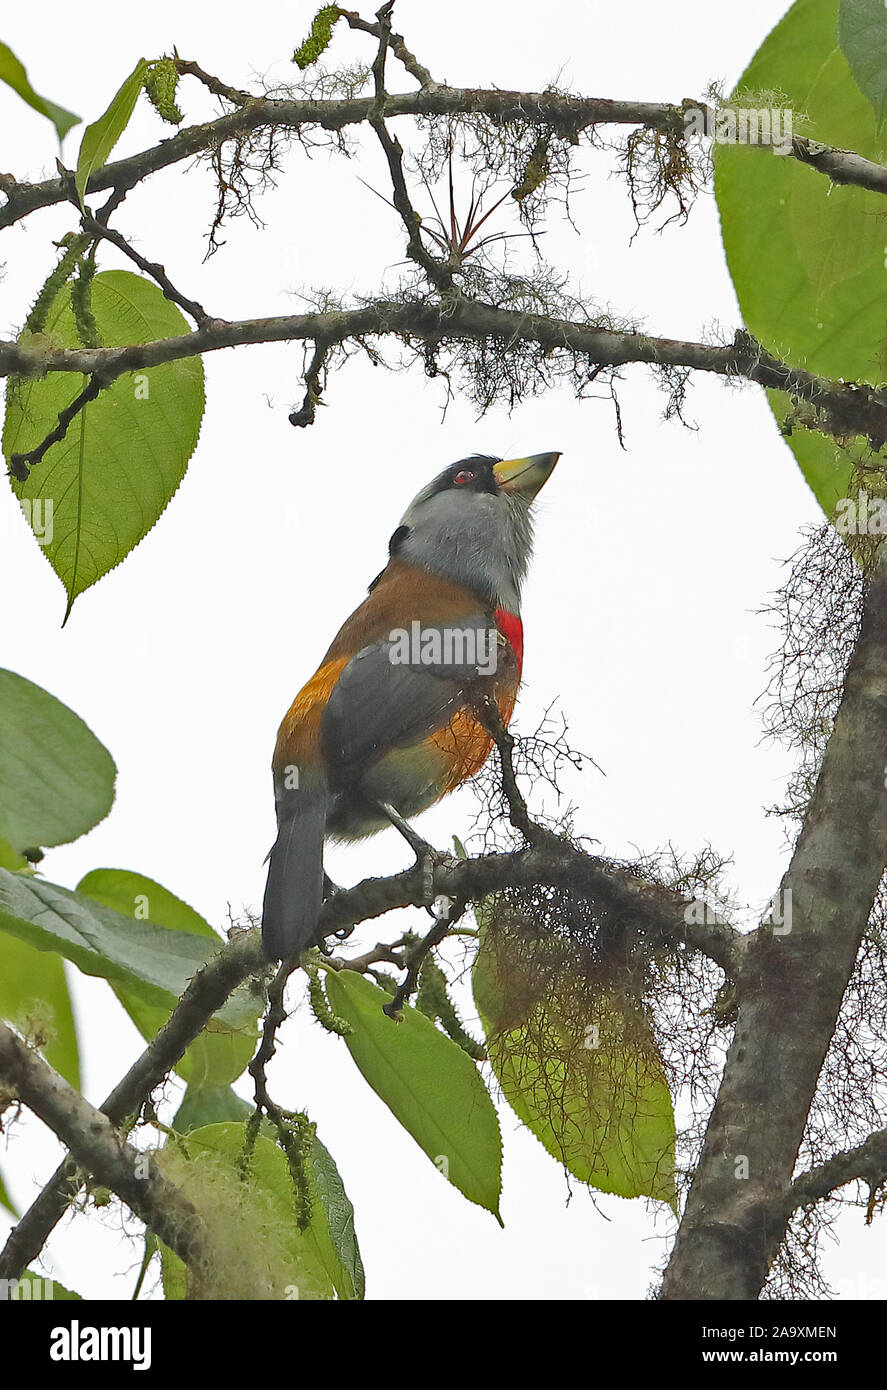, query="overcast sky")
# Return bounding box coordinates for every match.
[2,0,882,1300]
